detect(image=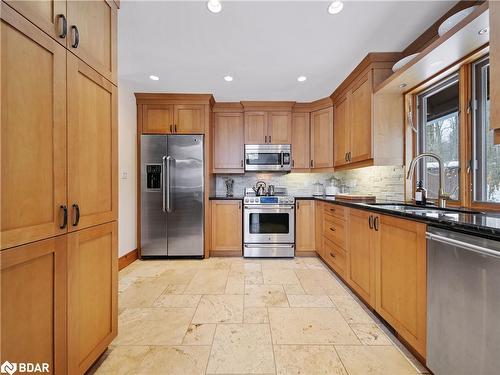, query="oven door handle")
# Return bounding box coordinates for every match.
[244,205,294,210]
